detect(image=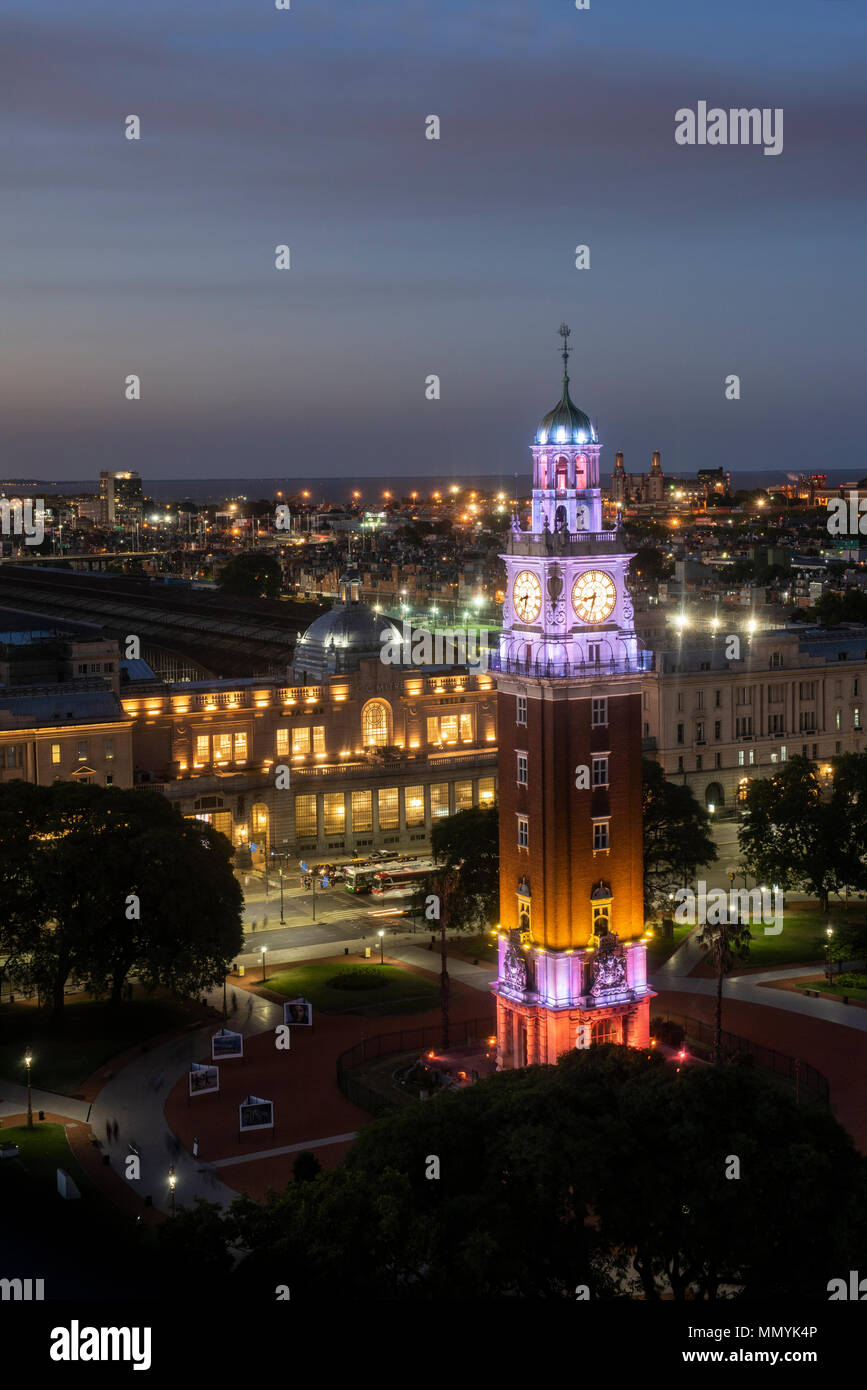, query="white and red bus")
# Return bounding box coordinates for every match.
[370,859,438,900]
